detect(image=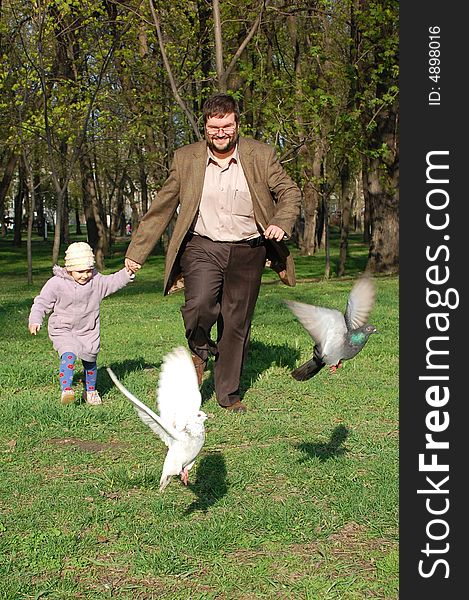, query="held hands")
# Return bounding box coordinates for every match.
[264,225,286,242]
[125,258,142,273]
[29,324,40,335]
